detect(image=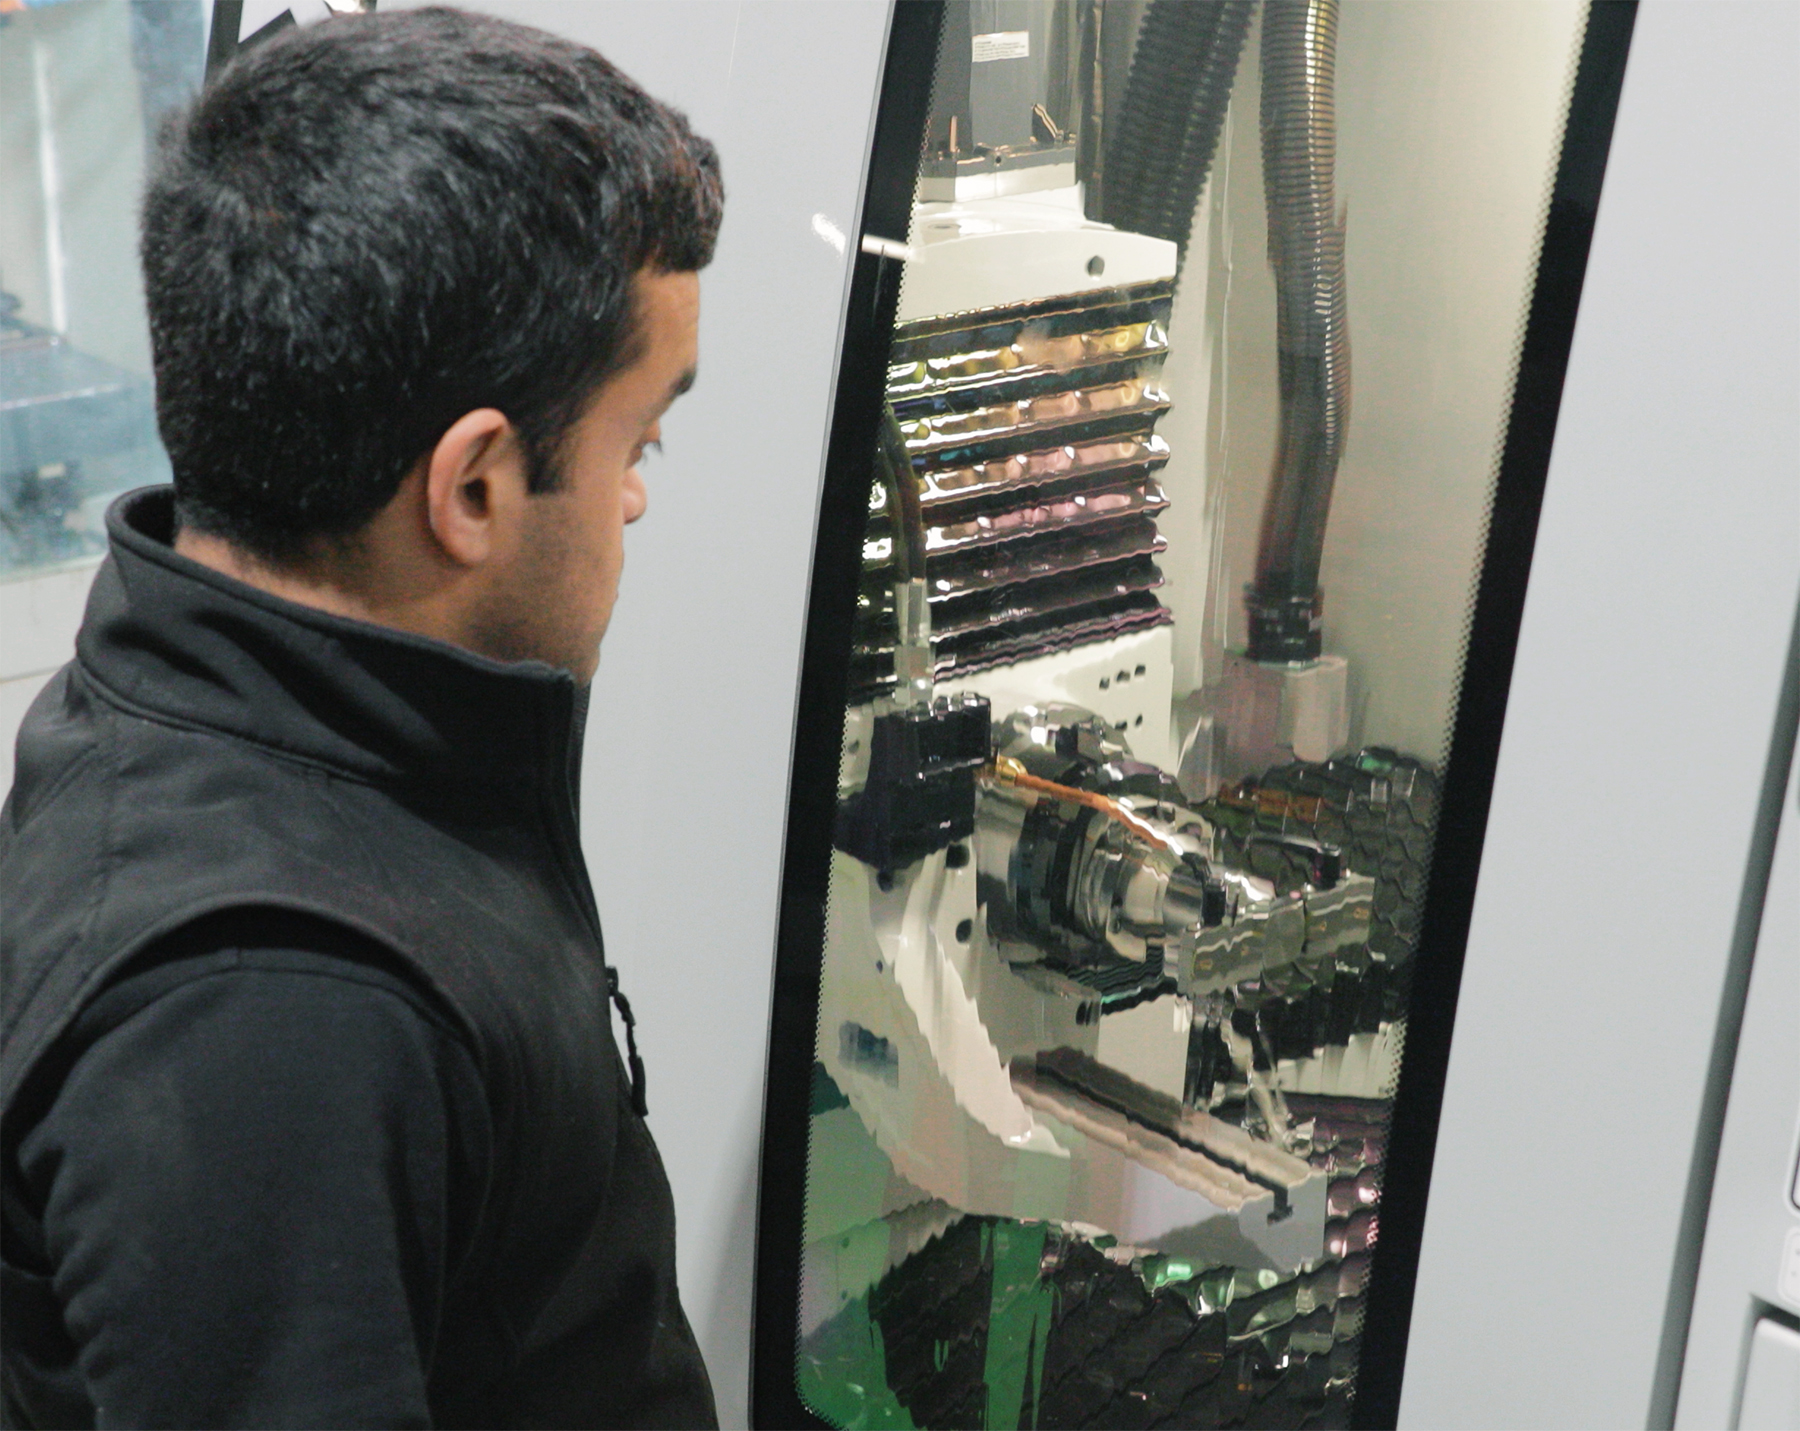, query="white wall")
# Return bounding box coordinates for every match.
[1156,0,1584,766]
